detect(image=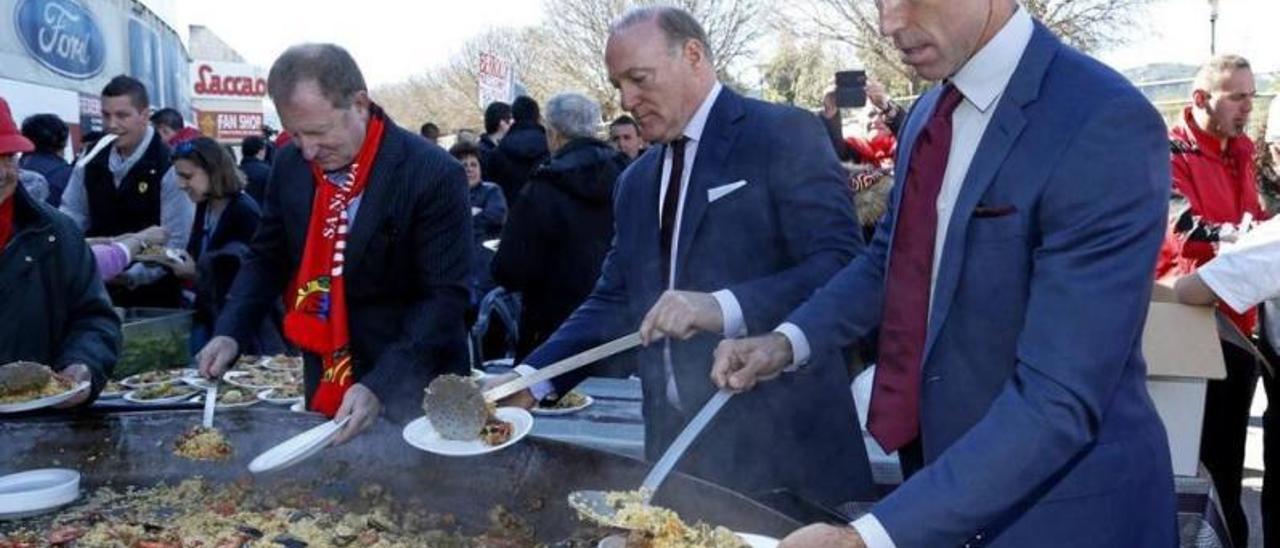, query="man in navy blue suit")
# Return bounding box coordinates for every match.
[711,0,1178,546]
[493,6,876,506]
